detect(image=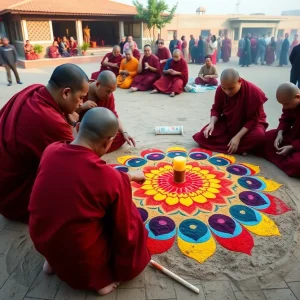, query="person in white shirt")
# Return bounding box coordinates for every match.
[265,32,272,46]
